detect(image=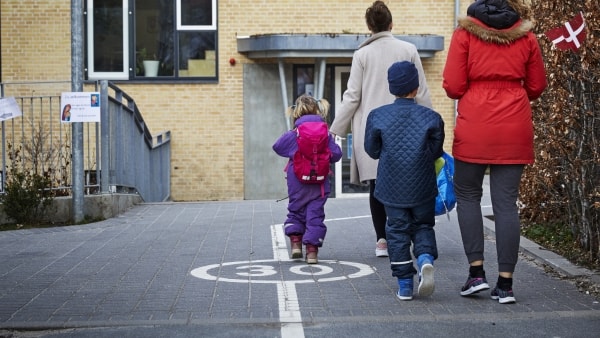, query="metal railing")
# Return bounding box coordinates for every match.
[0,80,171,202]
